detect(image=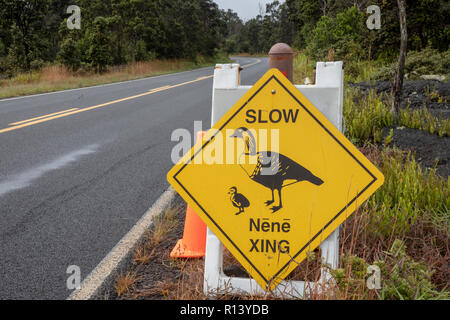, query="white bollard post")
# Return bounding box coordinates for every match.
[316,62,343,280]
[204,64,241,295]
